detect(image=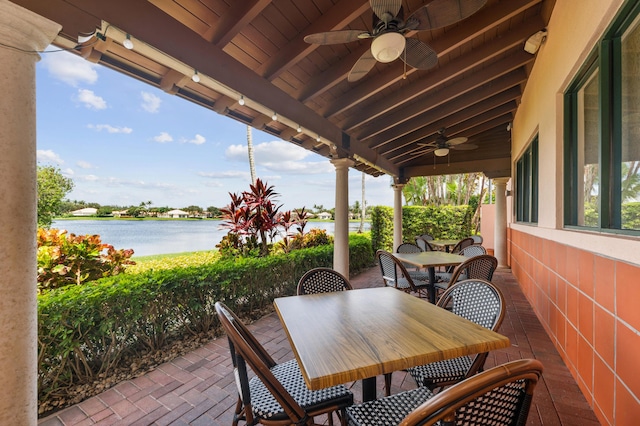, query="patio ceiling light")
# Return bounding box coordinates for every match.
[272,112,278,121]
[191,70,200,83]
[238,96,245,106]
[371,32,406,63]
[434,147,449,157]
[123,33,134,50]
